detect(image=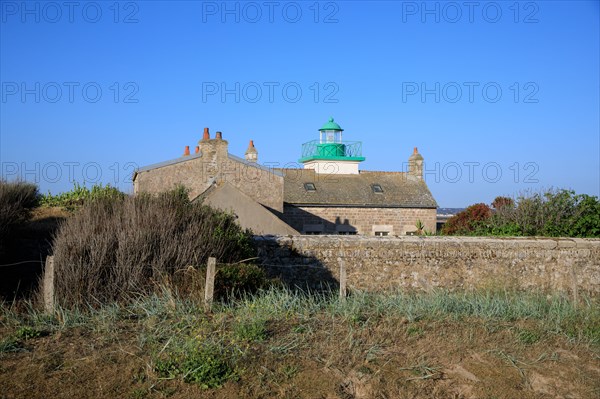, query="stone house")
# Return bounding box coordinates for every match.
[132,119,437,235]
